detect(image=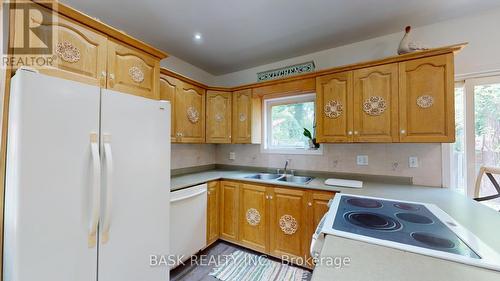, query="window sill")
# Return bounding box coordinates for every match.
[260,146,324,155]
